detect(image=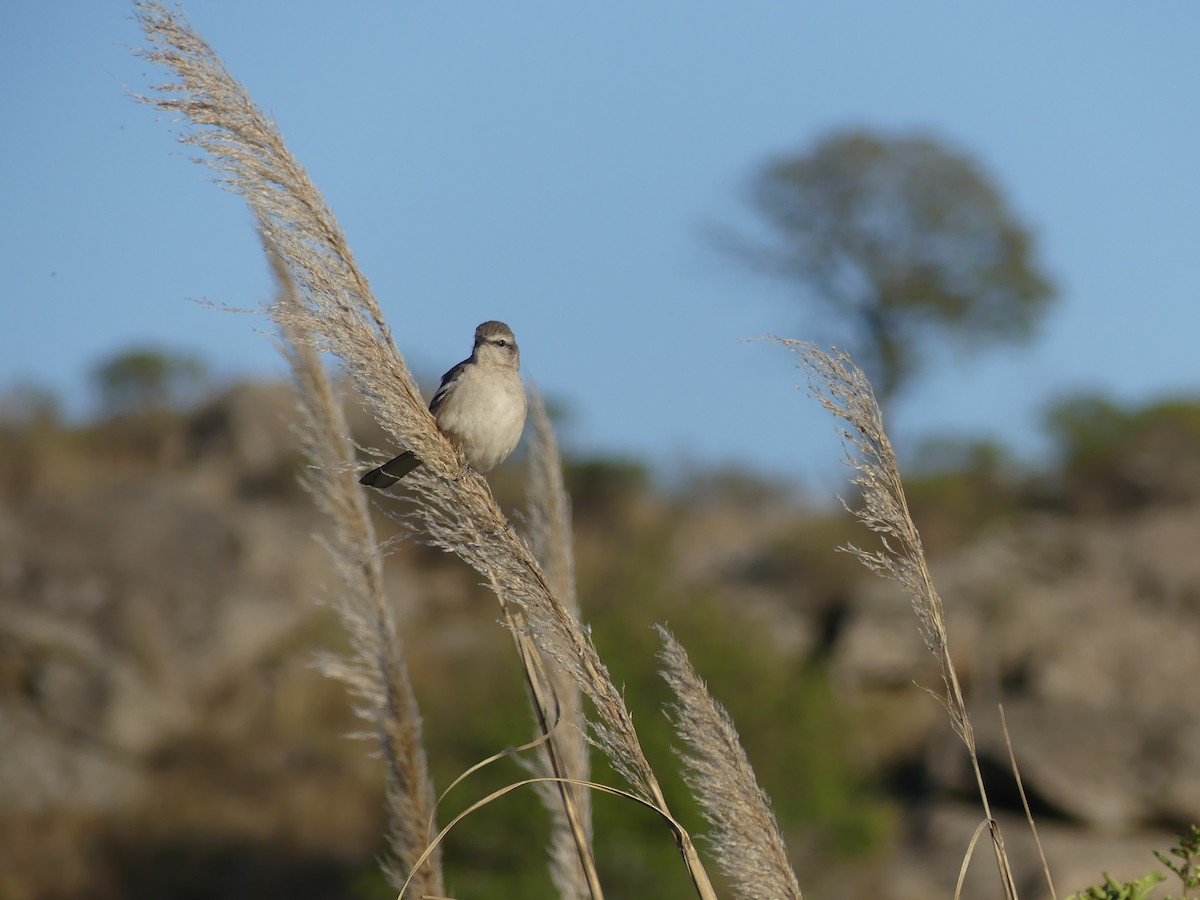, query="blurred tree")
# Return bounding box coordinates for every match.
[1043,392,1200,511]
[92,347,209,416]
[0,382,60,432]
[1043,393,1130,470]
[904,435,1025,549]
[734,129,1055,409]
[0,383,63,498]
